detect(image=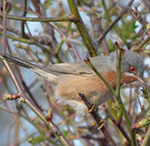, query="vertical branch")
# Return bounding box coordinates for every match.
[21,0,27,38]
[116,48,137,146]
[3,0,6,54]
[141,125,150,146]
[67,0,97,57]
[84,58,116,96]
